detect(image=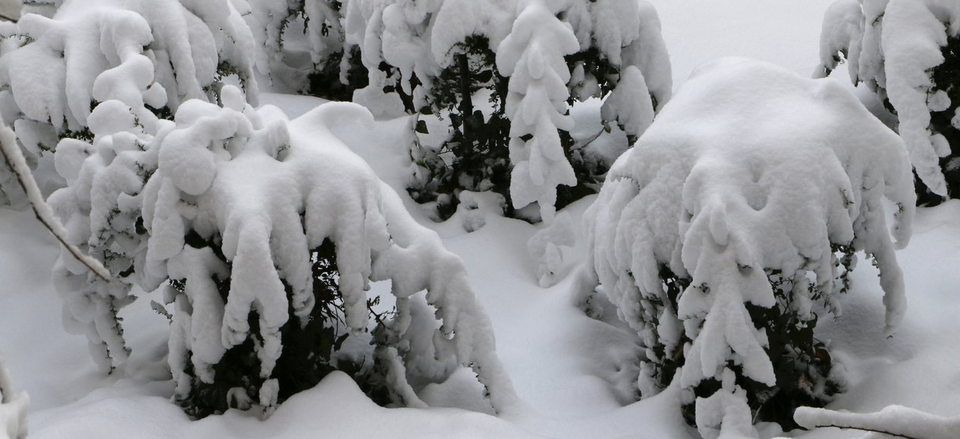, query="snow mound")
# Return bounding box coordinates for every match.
[579,57,915,436]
